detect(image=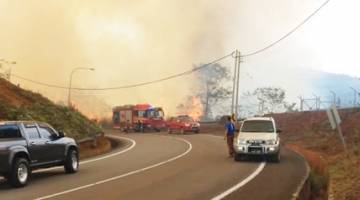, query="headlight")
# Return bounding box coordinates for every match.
[266,139,277,145]
[0,145,8,151]
[238,139,247,145]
